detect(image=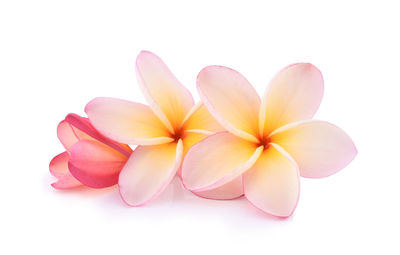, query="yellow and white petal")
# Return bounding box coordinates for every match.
[260,63,324,137]
[244,144,300,217]
[182,132,263,192]
[136,51,194,133]
[181,131,207,157]
[197,66,260,143]
[119,140,183,206]
[174,131,208,177]
[85,97,173,145]
[182,102,224,135]
[270,120,357,178]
